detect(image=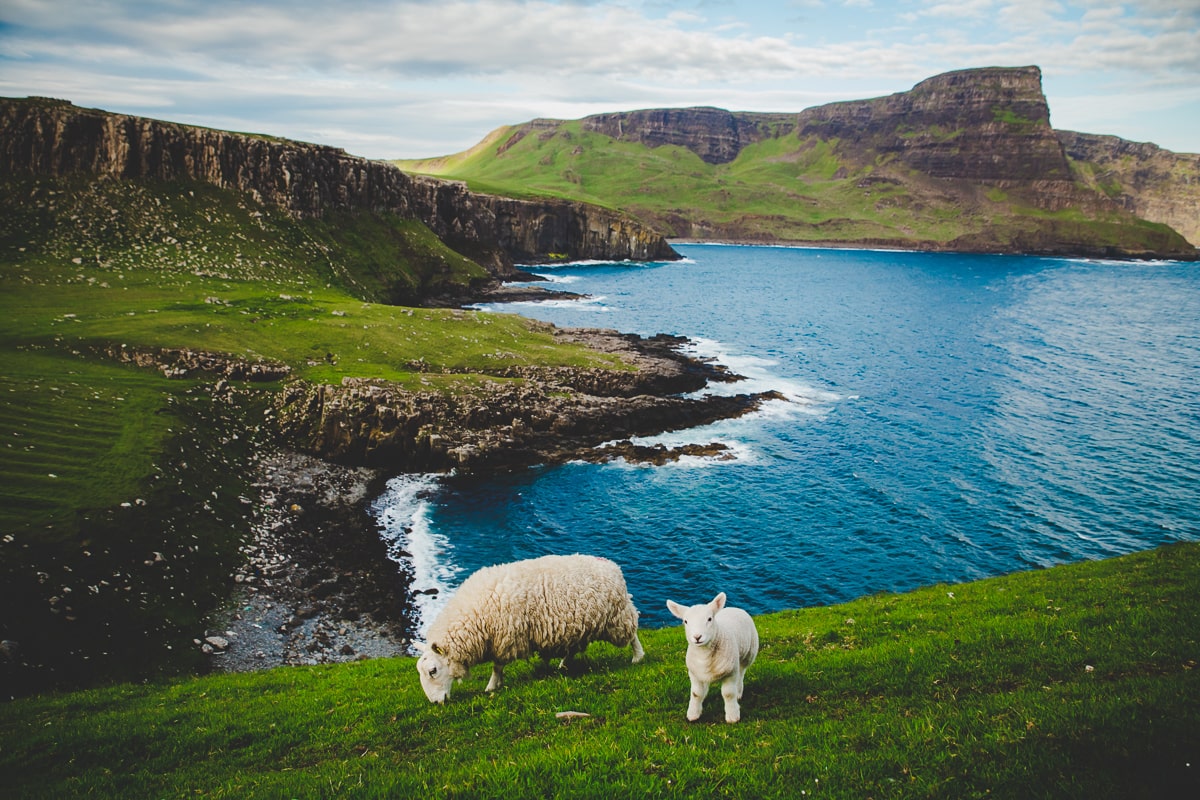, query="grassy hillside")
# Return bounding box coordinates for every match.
[3,542,1198,799]
[0,174,630,692]
[398,120,1190,256]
